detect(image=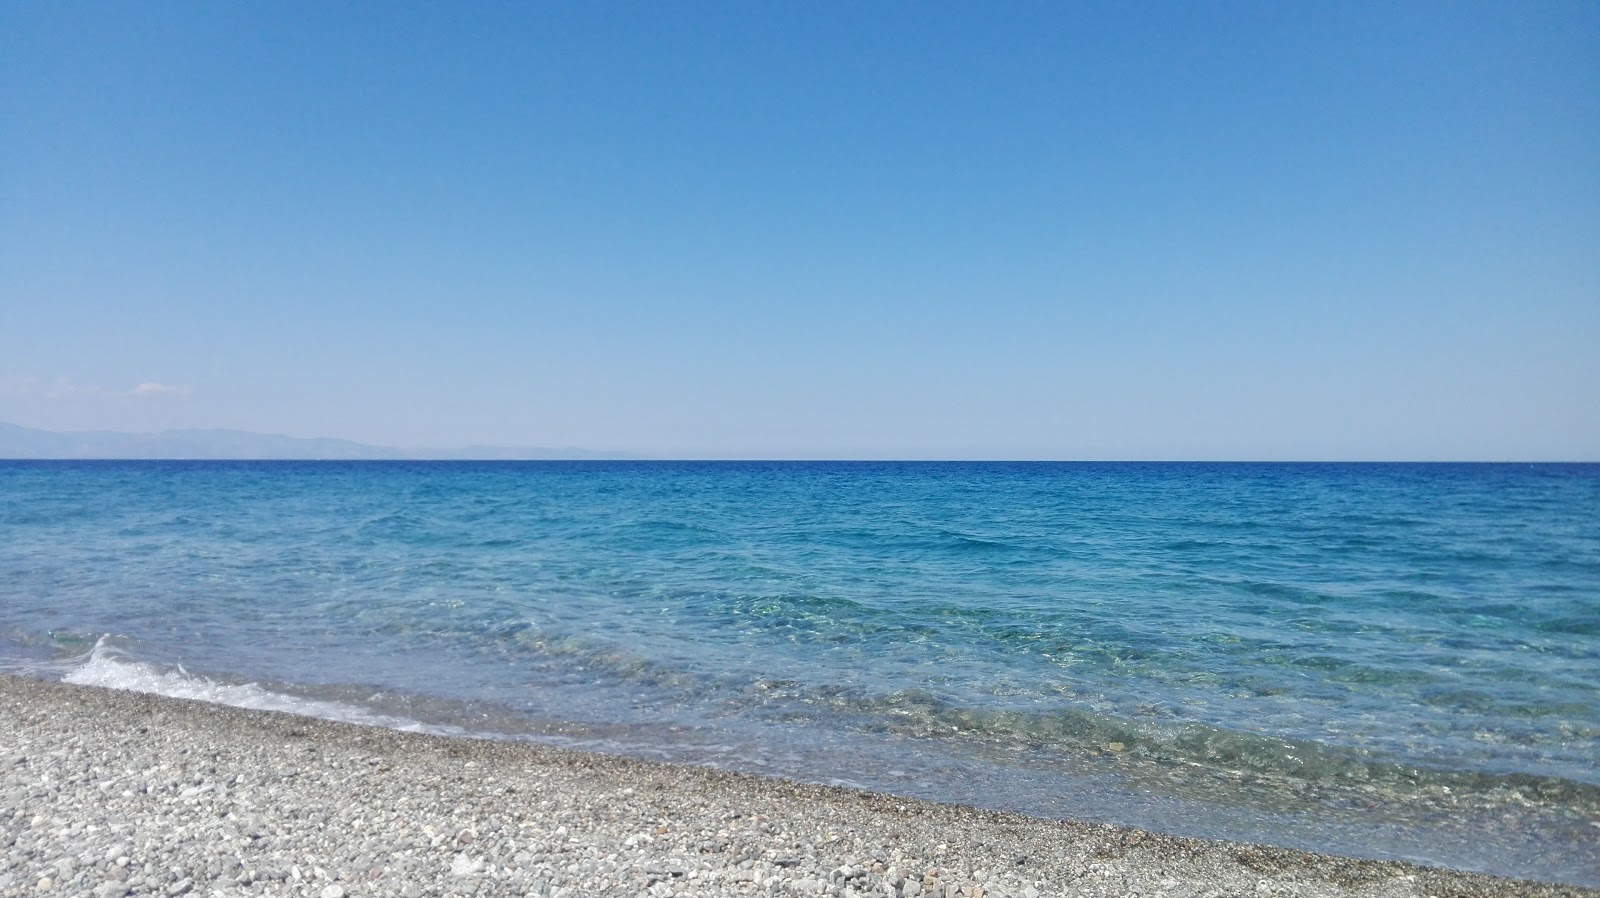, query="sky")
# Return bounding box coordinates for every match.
[2,2,1596,460]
